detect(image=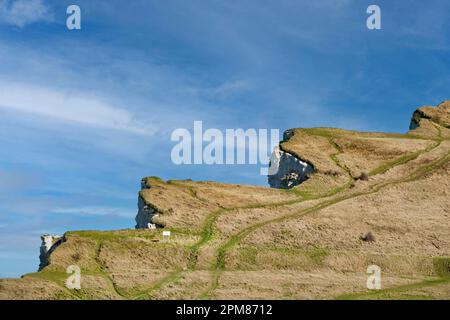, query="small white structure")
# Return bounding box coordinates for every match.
[147,223,157,230]
[162,230,171,242]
